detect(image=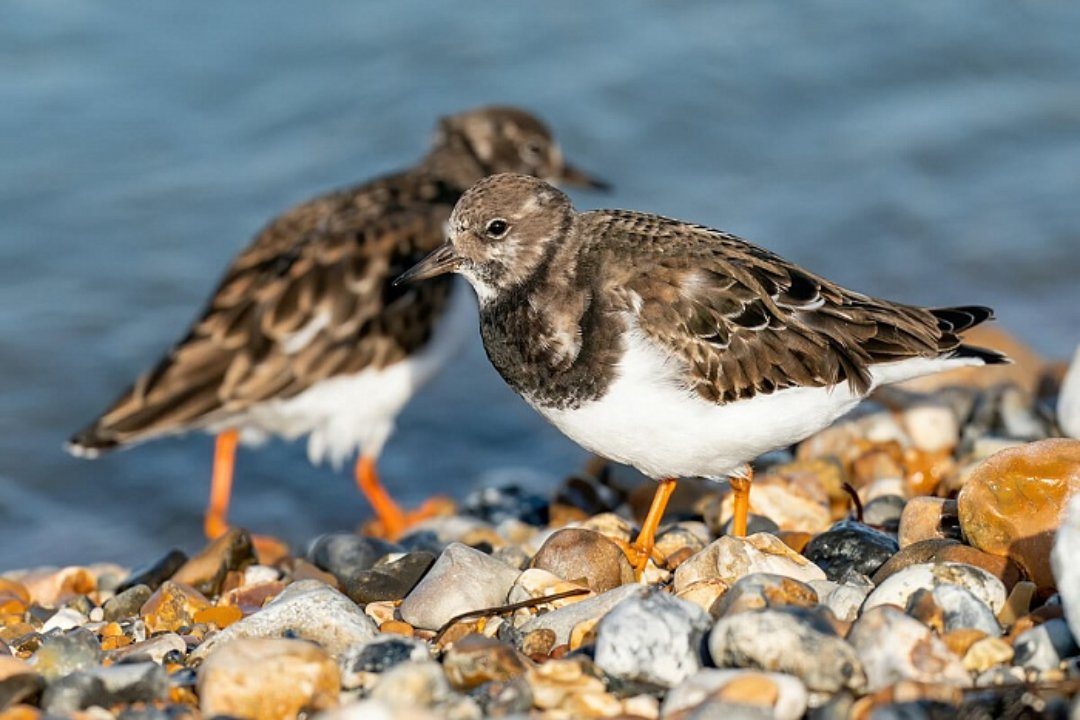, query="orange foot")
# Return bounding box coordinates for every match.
[622,478,678,581]
[355,455,454,540]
